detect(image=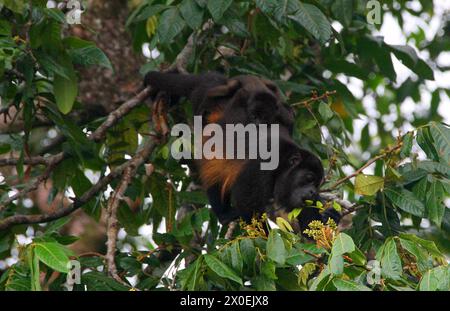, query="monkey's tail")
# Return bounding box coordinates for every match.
[143,71,206,98]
